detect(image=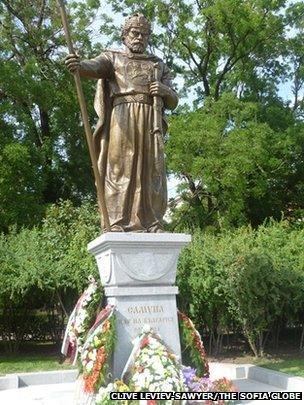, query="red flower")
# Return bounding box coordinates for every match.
[140,336,150,349]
